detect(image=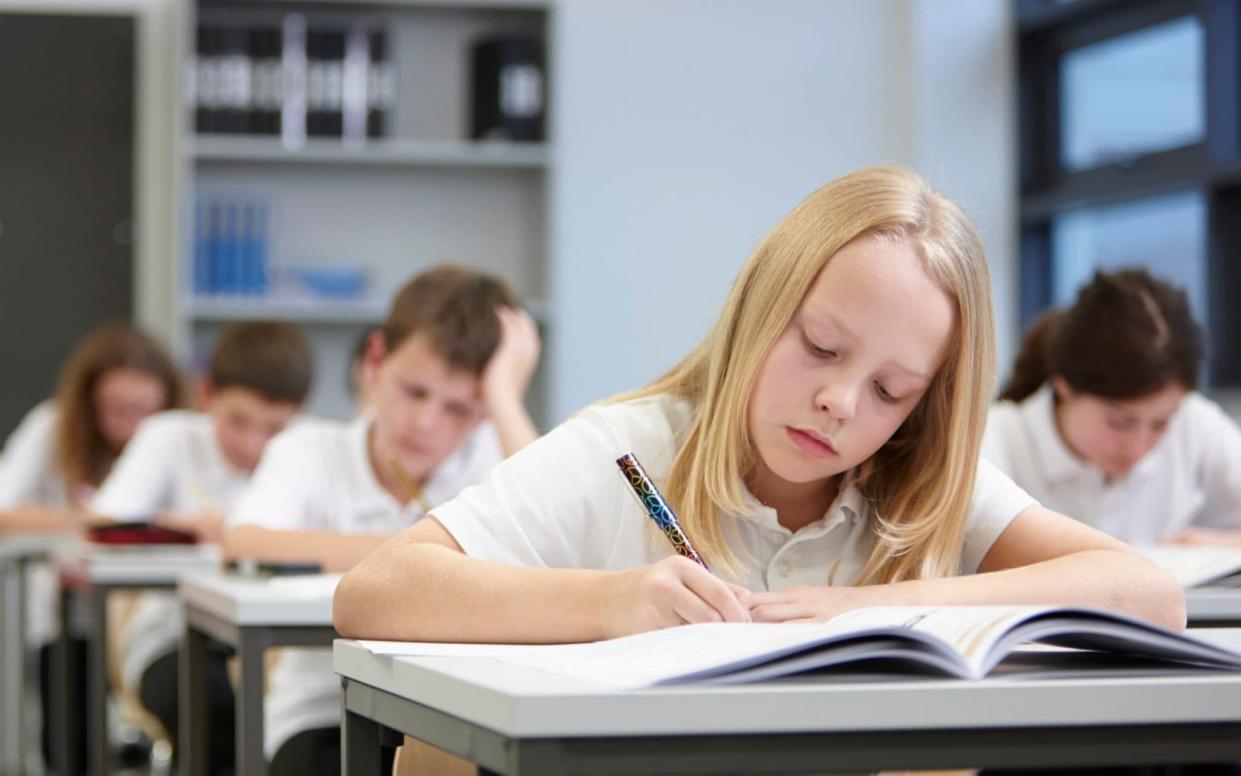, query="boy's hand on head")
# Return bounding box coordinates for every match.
[481,305,541,410]
[749,585,871,623]
[600,556,750,639]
